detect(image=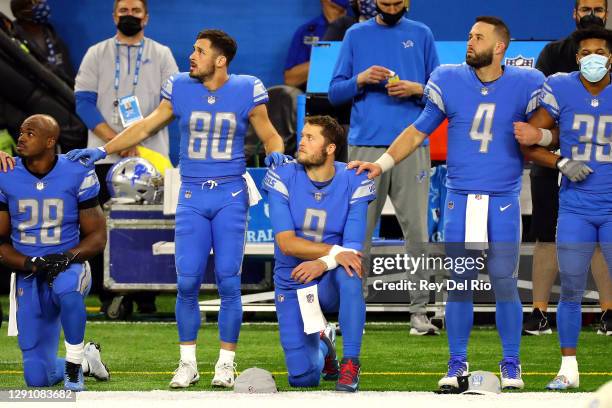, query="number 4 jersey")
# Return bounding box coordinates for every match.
[414,63,545,195]
[0,156,100,257]
[161,73,269,180]
[540,71,612,214]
